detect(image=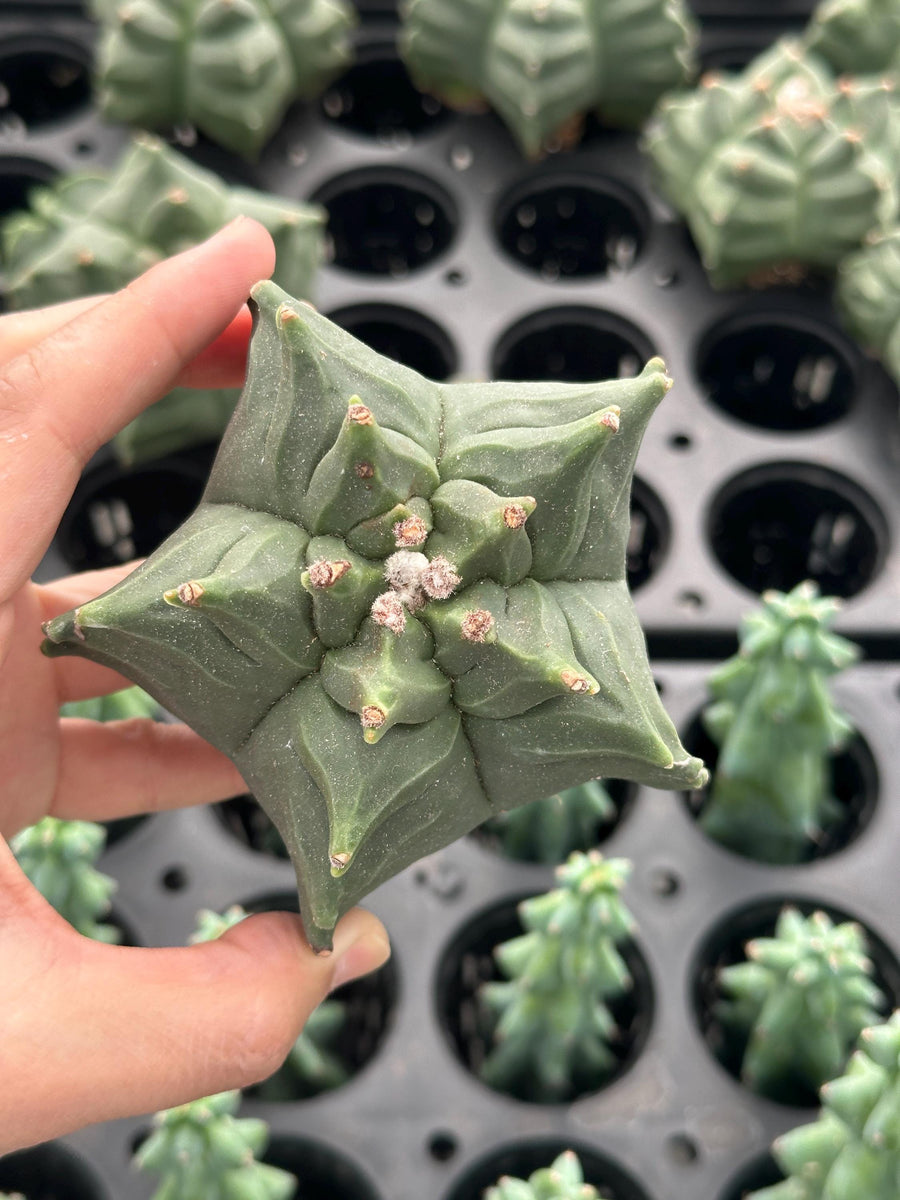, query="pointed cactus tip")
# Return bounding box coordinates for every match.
[361,703,387,734]
[347,401,374,425]
[461,609,495,643]
[307,559,352,588]
[561,669,597,695]
[330,850,352,874]
[164,580,205,607]
[502,502,531,529]
[276,302,301,326]
[599,410,620,433]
